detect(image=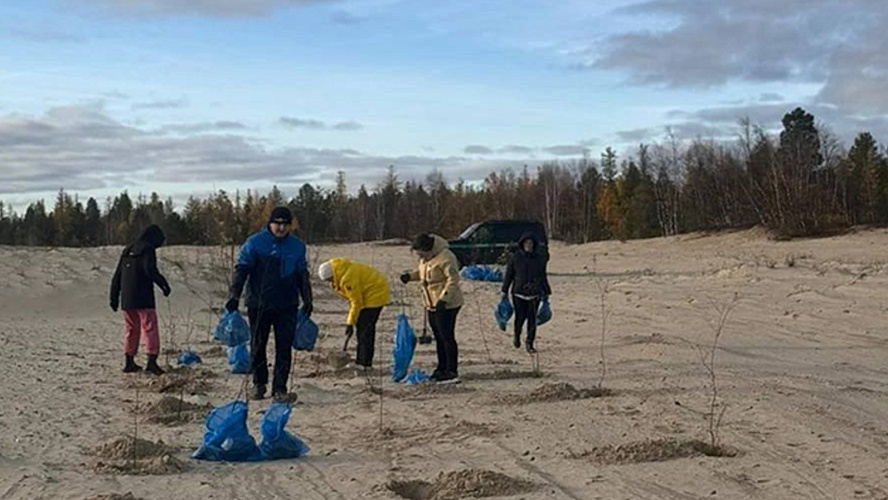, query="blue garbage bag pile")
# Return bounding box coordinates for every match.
[213,311,250,347]
[392,313,416,383]
[192,401,309,462]
[460,265,504,282]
